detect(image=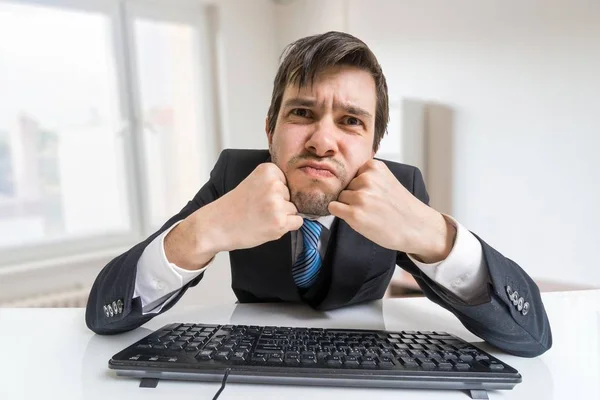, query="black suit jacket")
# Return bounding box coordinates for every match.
[86,149,552,357]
